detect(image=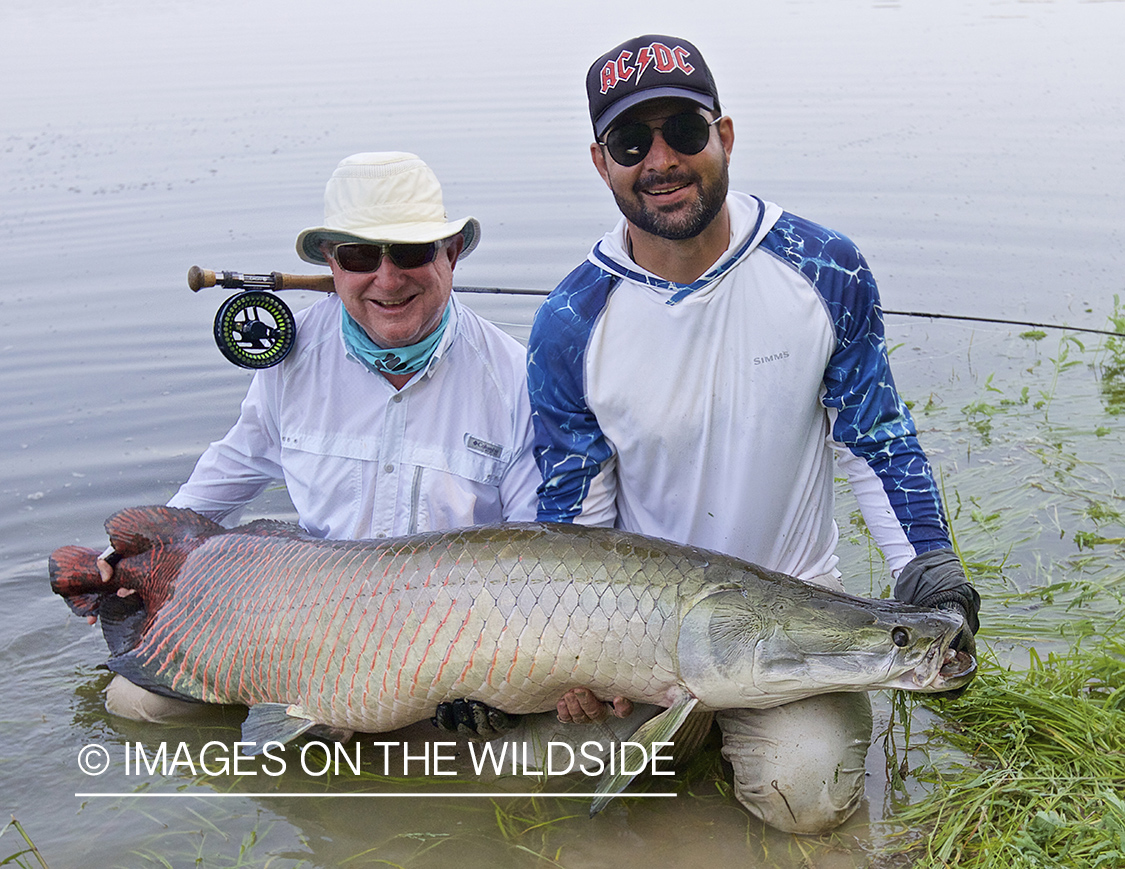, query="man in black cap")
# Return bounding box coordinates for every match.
[527,35,979,833]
